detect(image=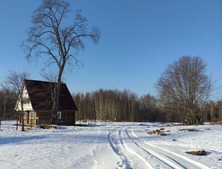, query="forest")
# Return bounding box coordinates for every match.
[0,86,222,123]
[73,89,222,123]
